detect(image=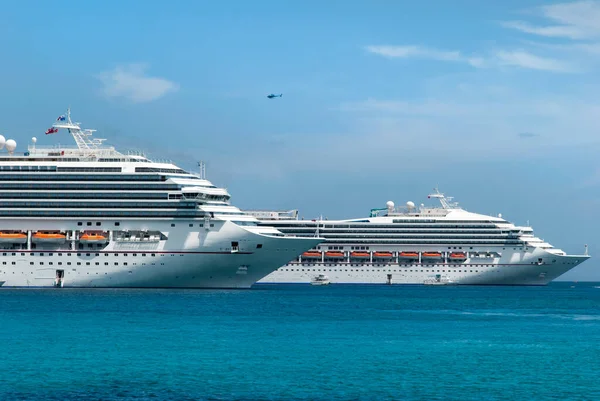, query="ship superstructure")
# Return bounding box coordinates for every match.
[249,190,589,285]
[0,110,320,288]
